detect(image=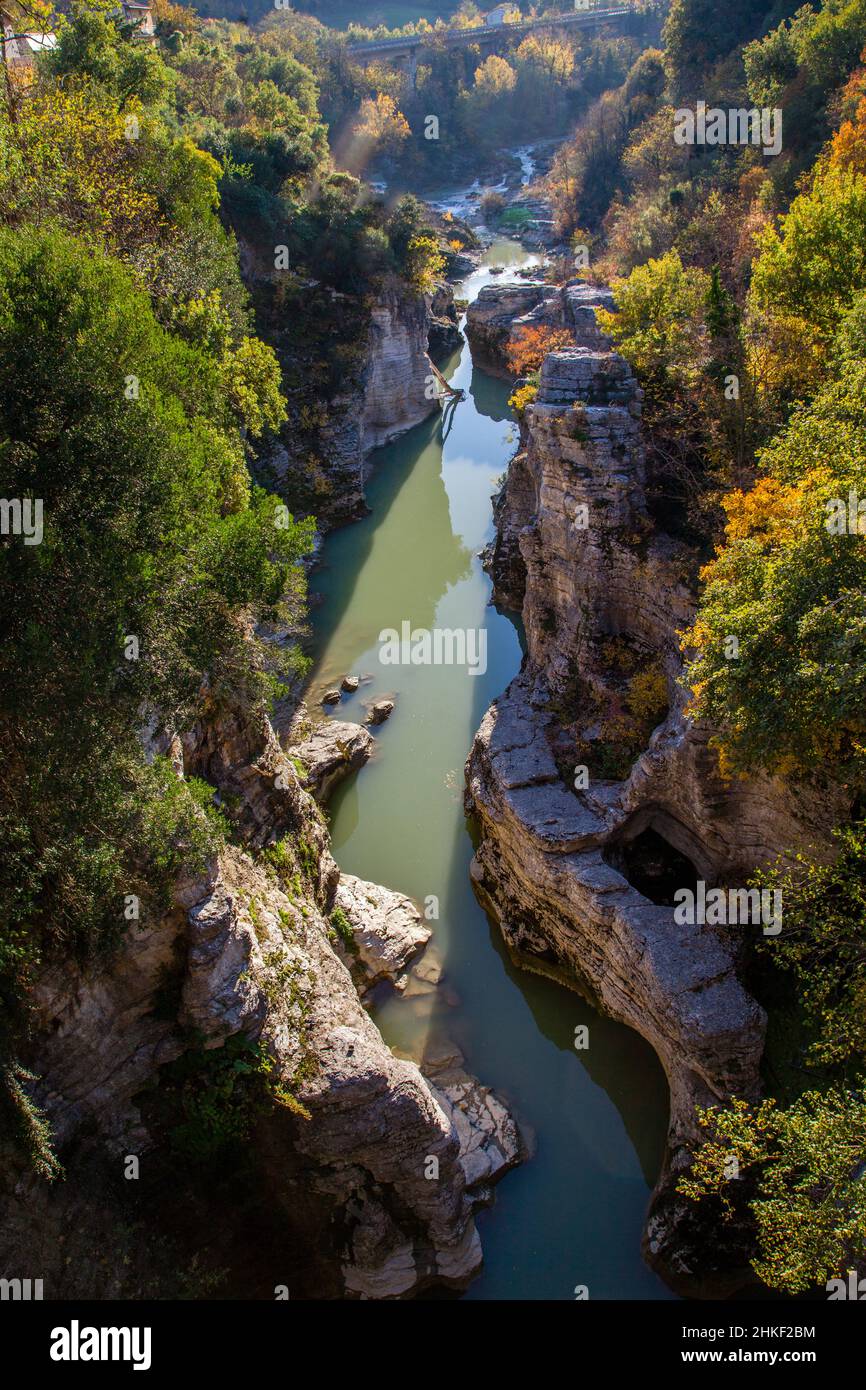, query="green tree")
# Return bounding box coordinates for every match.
[45,3,172,109]
[683,321,866,782]
[755,166,866,333]
[0,225,311,1034]
[680,1091,866,1294]
[597,250,710,386]
[387,193,445,293]
[663,0,773,98]
[754,824,866,1067]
